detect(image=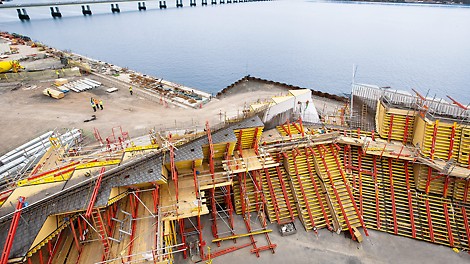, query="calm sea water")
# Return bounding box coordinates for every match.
[0,0,469,102]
